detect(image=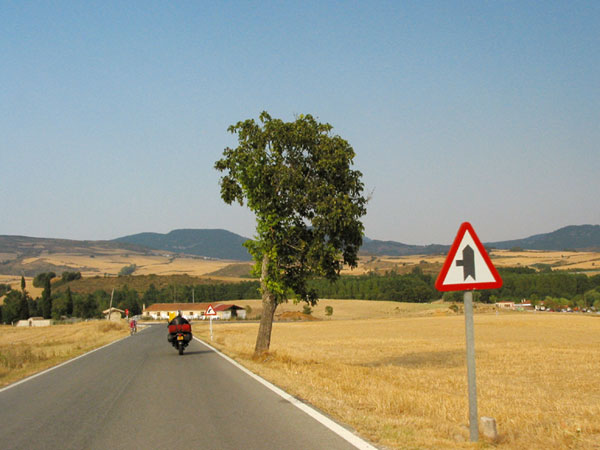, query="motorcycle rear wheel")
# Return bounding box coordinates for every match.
[178,341,184,355]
